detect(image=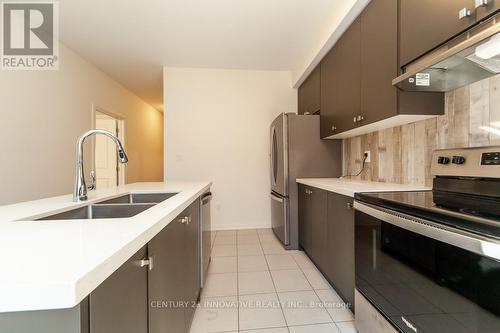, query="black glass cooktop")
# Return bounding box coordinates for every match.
[355,190,500,240]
